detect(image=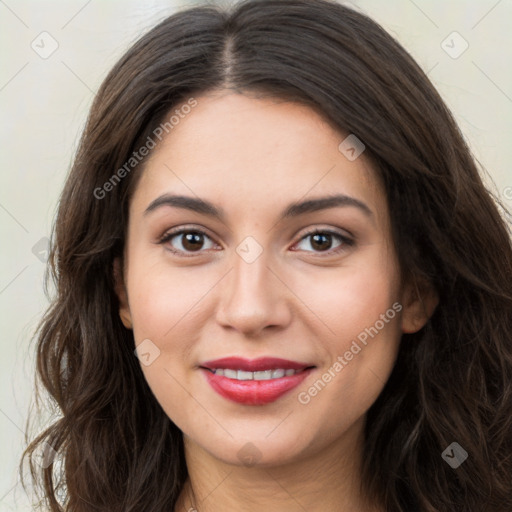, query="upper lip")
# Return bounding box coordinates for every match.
[200,357,315,372]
